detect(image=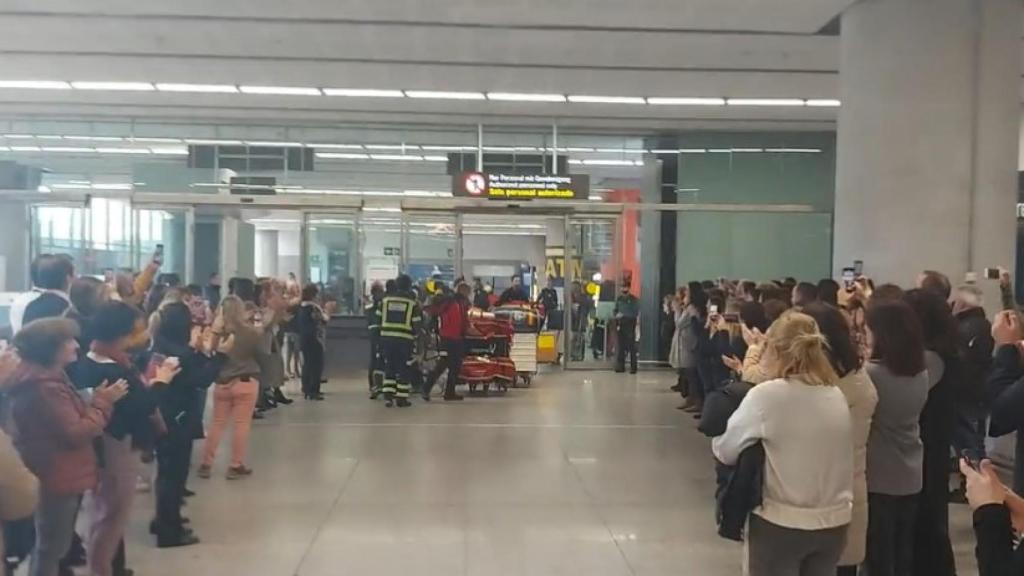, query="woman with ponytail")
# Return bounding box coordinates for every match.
[713,311,853,576]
